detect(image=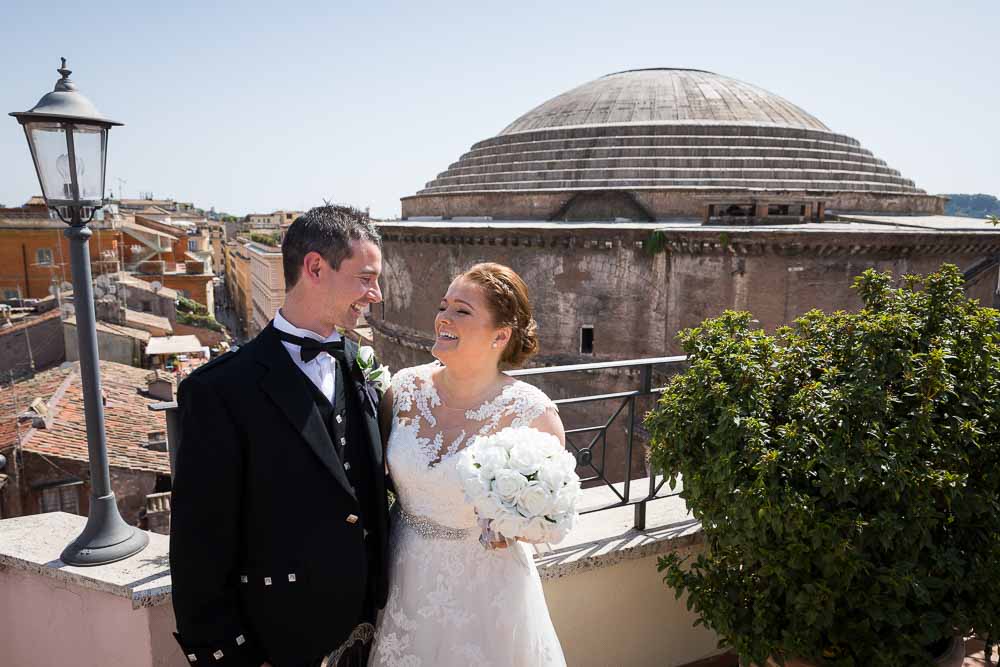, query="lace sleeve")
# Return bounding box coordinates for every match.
[390,366,417,418]
[509,382,559,429]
